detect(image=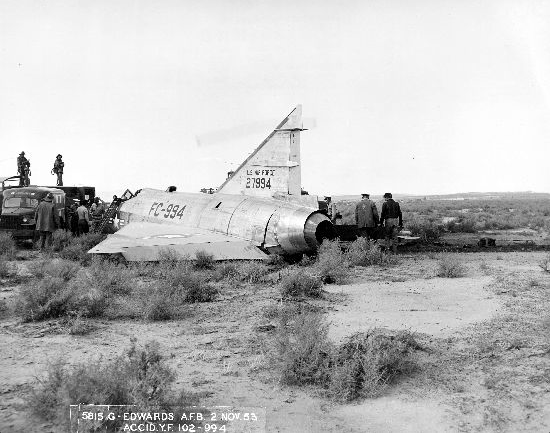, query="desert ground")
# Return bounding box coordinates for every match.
[1,235,549,433]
